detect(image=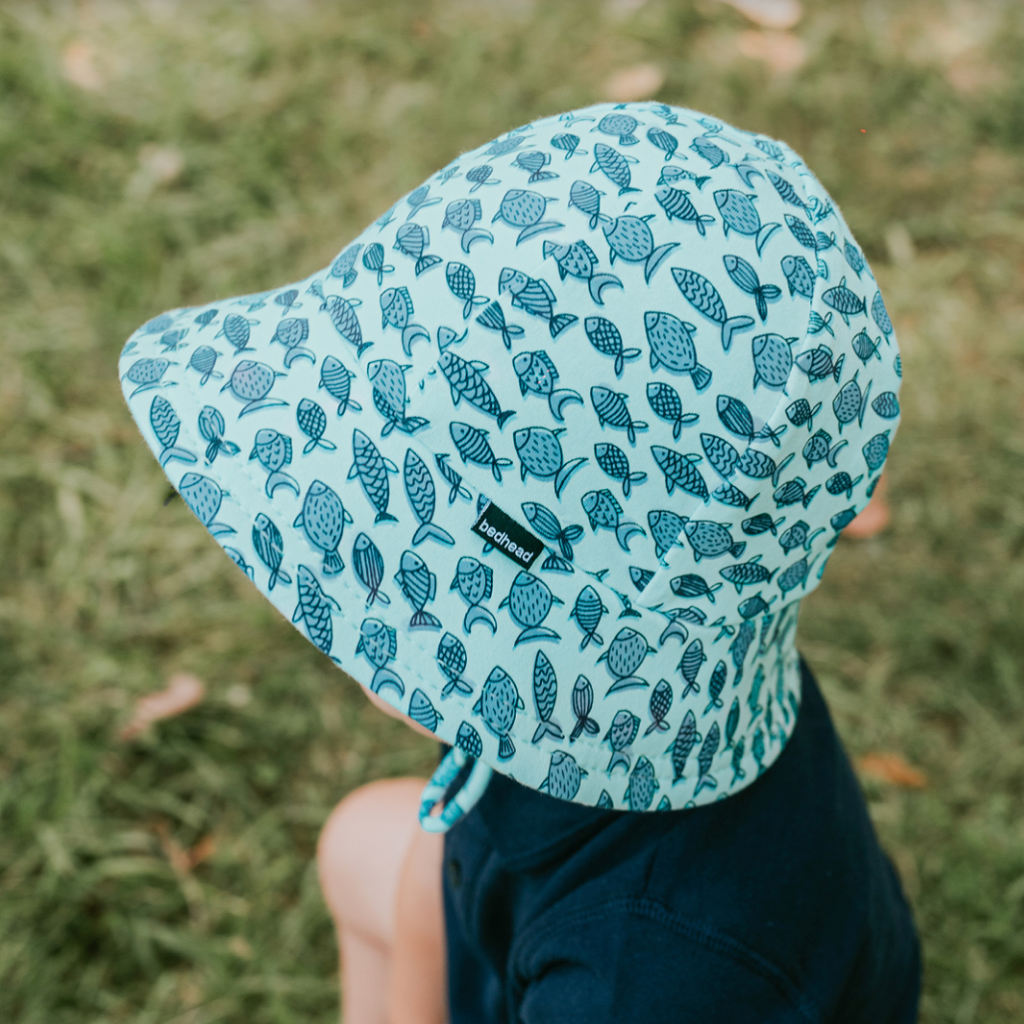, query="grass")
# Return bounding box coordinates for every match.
[1,0,1023,1020]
